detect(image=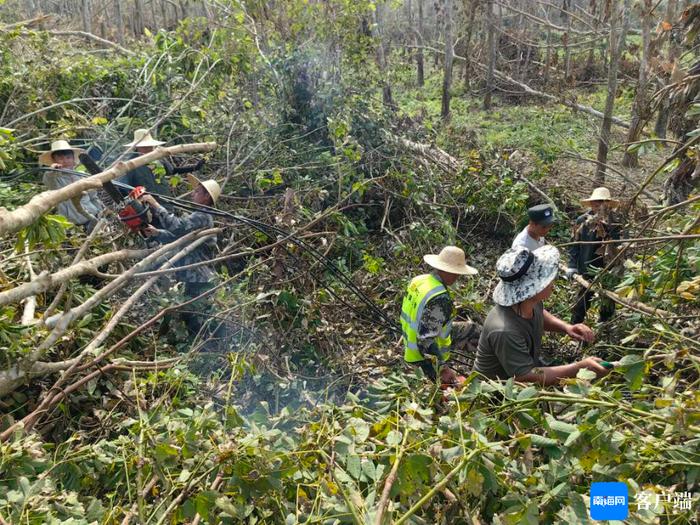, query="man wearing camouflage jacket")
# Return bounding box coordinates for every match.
[140,175,221,336]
